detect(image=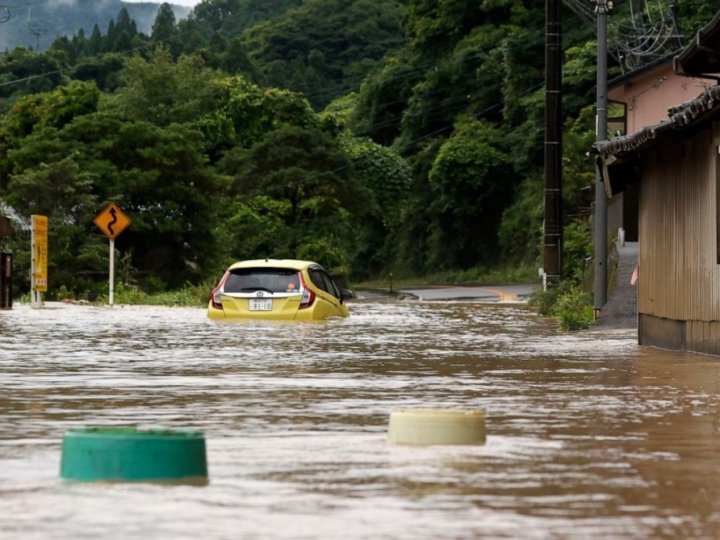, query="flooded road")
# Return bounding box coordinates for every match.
[2,298,720,539]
